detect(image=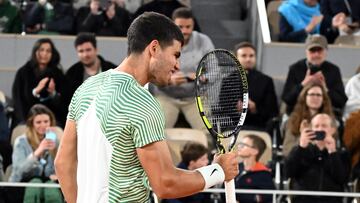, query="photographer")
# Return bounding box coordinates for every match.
[286,113,350,203]
[75,0,131,37]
